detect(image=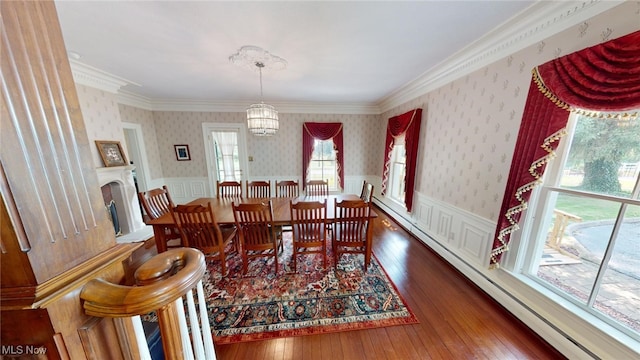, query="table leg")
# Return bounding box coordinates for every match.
[152,225,168,253]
